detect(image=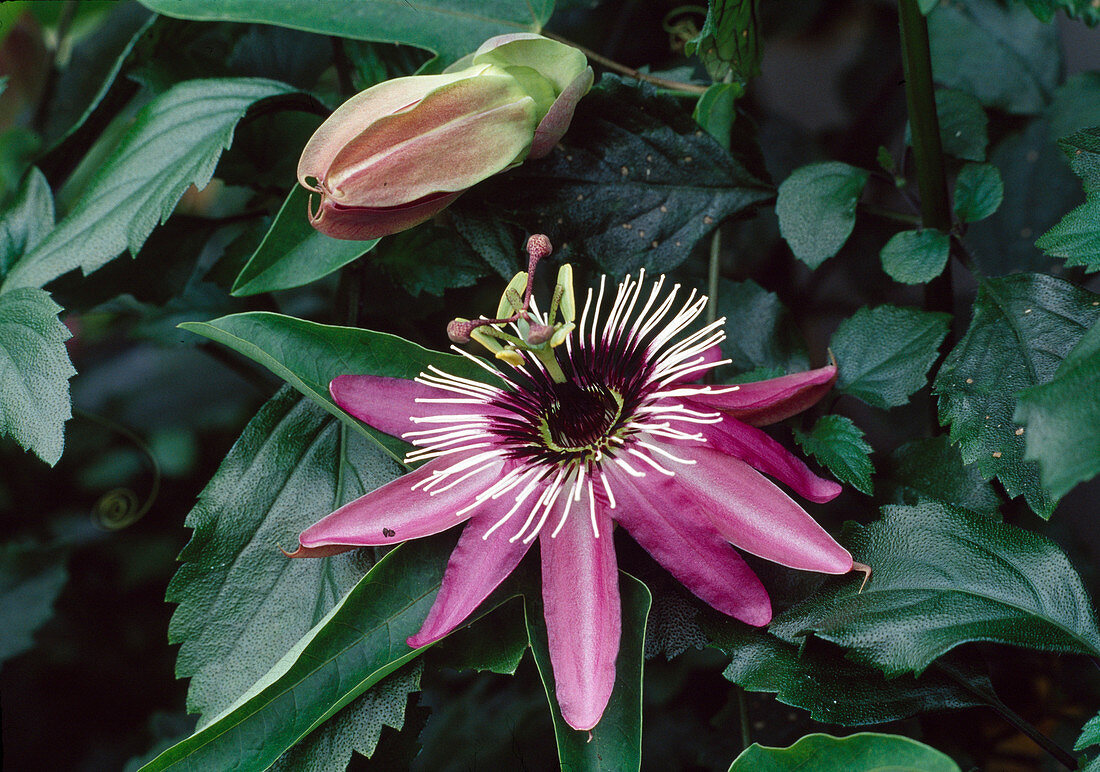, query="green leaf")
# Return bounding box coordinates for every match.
[0,540,68,667]
[729,732,961,772]
[831,305,950,409]
[771,502,1100,676]
[0,167,53,281]
[429,598,529,676]
[1,78,297,292]
[1077,712,1100,751]
[1049,73,1100,140]
[953,163,1004,222]
[693,82,743,151]
[776,162,869,269]
[928,0,1060,115]
[42,4,155,148]
[527,571,650,772]
[715,278,809,375]
[1035,128,1100,271]
[167,386,415,768]
[269,663,422,772]
[1015,320,1100,500]
[138,0,553,65]
[967,120,1082,276]
[465,76,772,275]
[142,534,458,772]
[934,273,1100,517]
[711,623,991,725]
[0,288,76,465]
[684,0,762,84]
[905,89,988,162]
[1019,0,1100,24]
[232,186,378,296]
[879,229,951,284]
[371,222,490,297]
[937,89,988,161]
[178,312,495,461]
[882,435,1001,517]
[793,414,873,495]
